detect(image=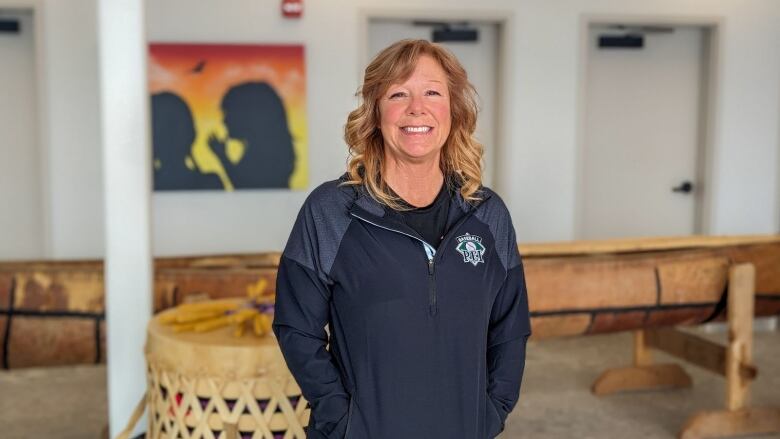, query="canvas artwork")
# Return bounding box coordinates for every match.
[148,43,307,191]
